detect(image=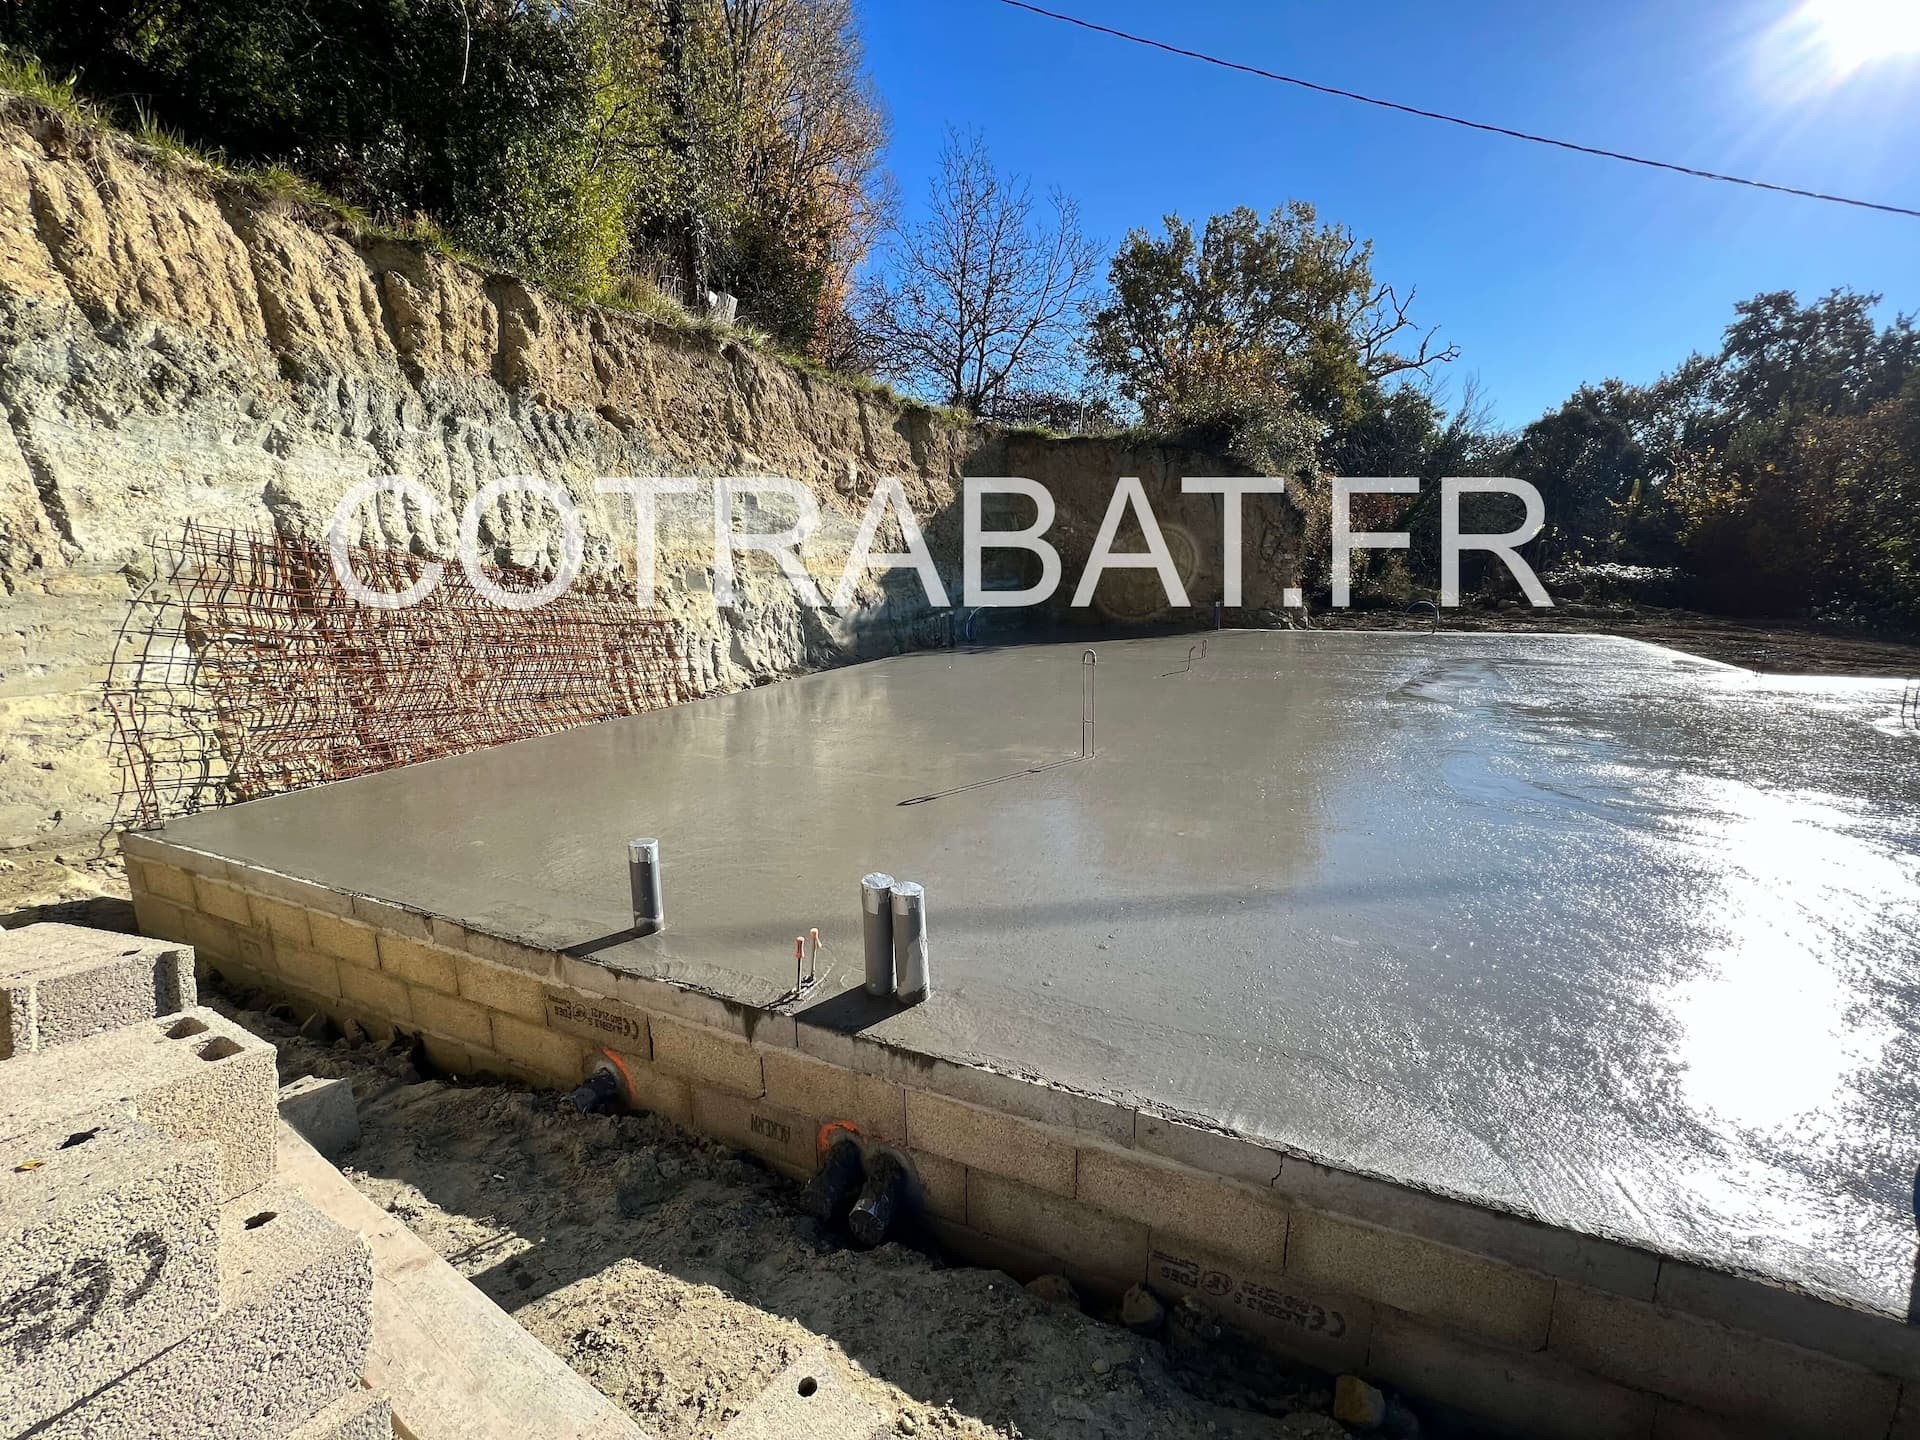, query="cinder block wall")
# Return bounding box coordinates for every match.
[124,835,1920,1440]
